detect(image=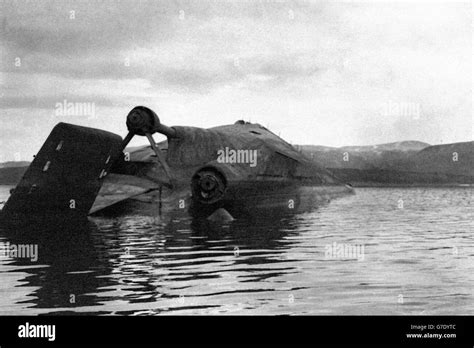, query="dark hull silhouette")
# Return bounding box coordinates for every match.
[1,106,353,222]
